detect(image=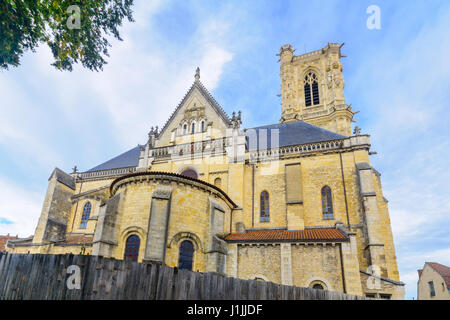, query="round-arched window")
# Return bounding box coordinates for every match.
[124,235,140,262]
[180,169,198,179]
[178,240,194,270]
[214,177,222,188]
